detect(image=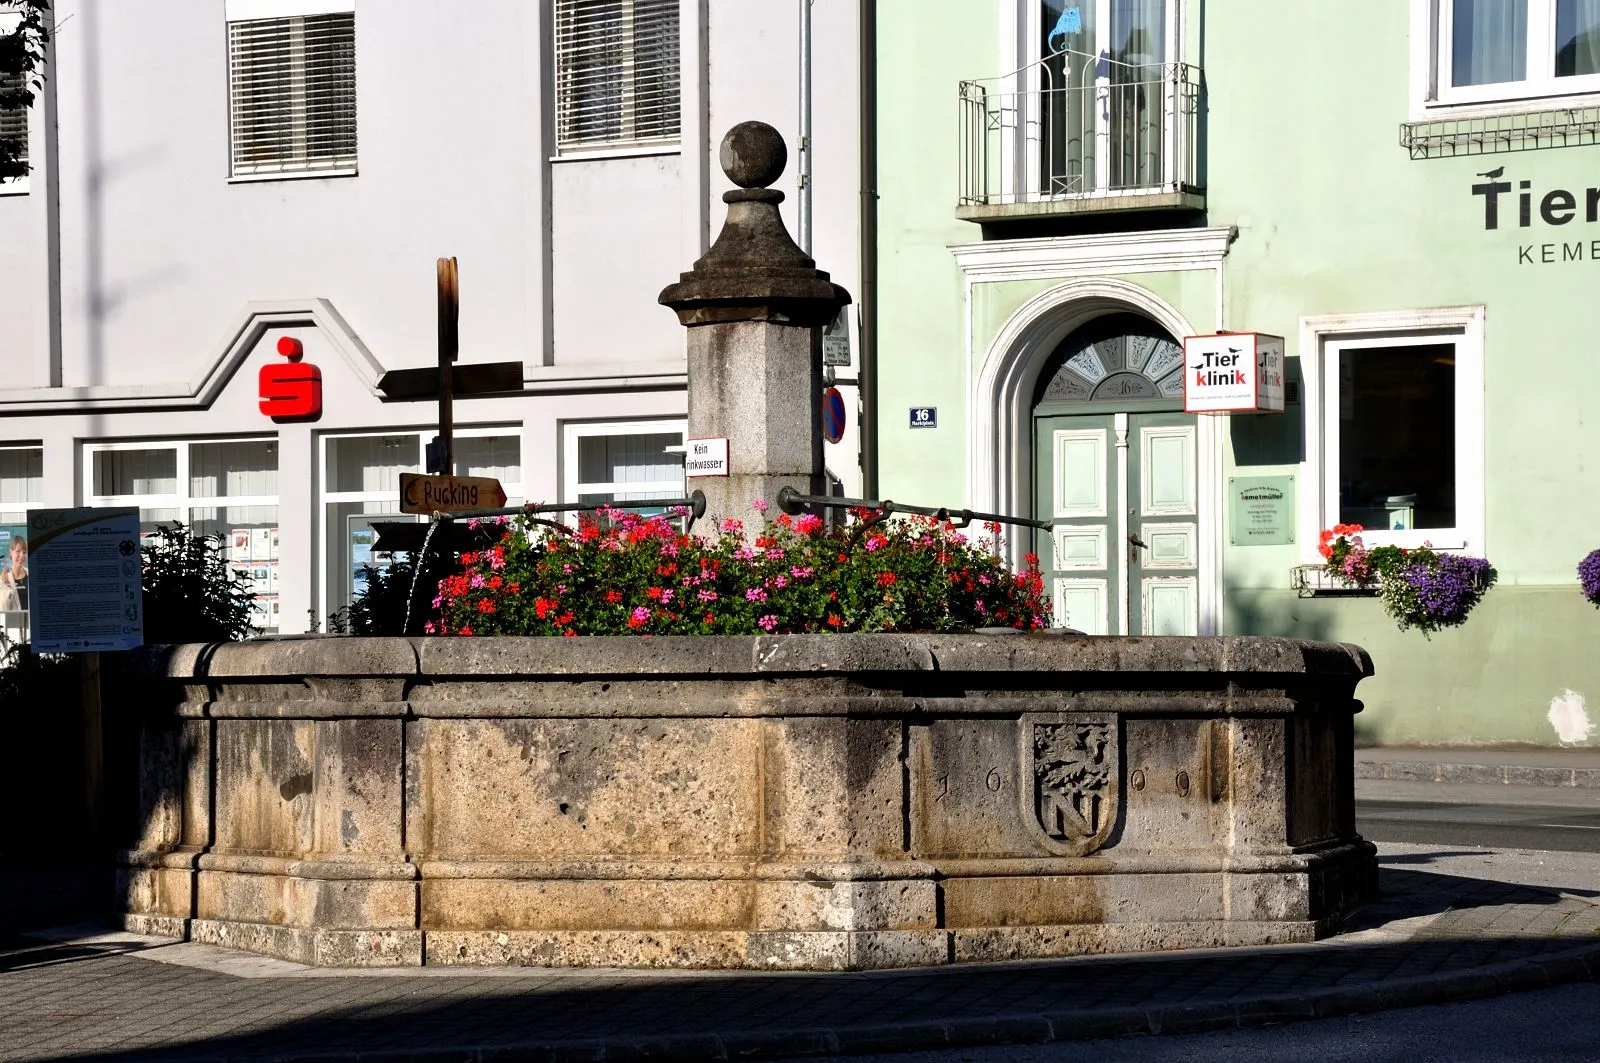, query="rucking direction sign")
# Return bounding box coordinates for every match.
[400,473,507,515]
